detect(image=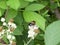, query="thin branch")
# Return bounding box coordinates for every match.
[26,38,32,45]
[26,33,38,45]
[5,7,9,18]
